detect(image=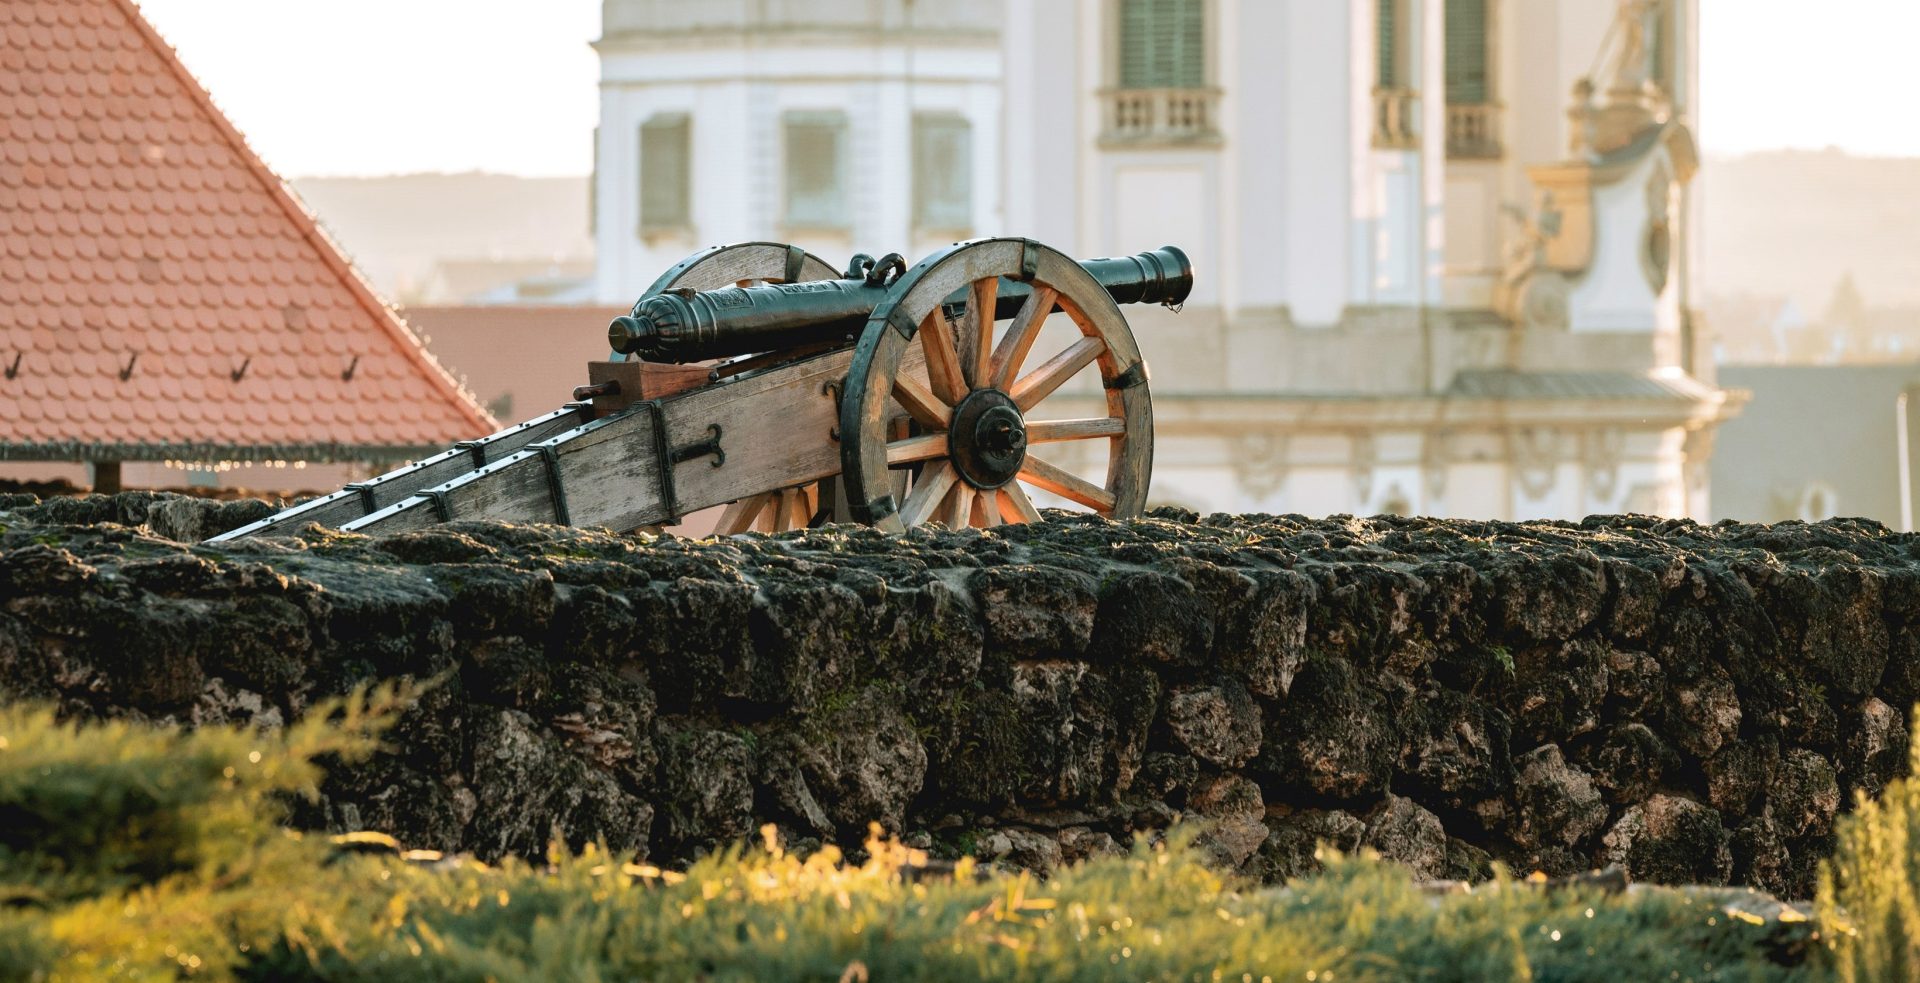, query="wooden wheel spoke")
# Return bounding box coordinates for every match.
[898,462,959,526]
[891,374,952,430]
[1018,454,1117,512]
[972,487,1002,527]
[997,482,1043,524]
[1026,417,1127,443]
[1010,337,1106,411]
[989,285,1055,390]
[944,483,975,528]
[967,276,999,389]
[771,487,811,532]
[715,492,772,535]
[918,309,968,405]
[886,432,950,466]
